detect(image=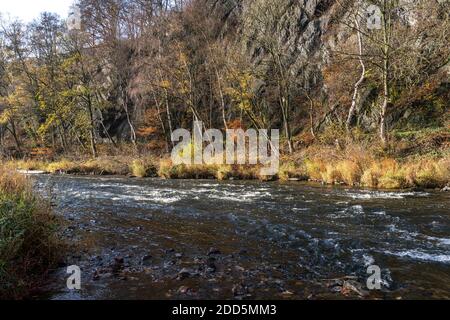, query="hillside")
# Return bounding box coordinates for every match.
[0,0,449,188]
